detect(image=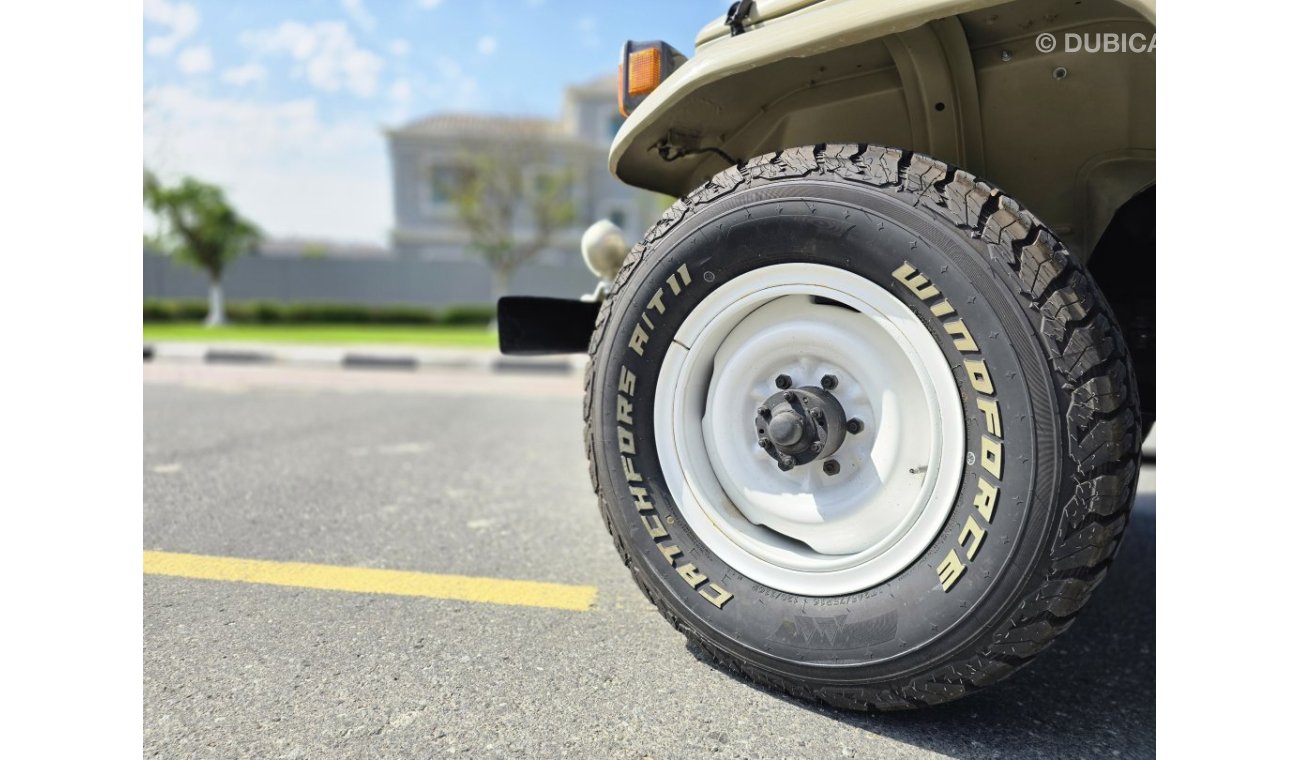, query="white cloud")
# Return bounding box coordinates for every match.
[340,0,376,32]
[385,79,415,123]
[428,57,479,109]
[388,39,410,57]
[144,85,390,243]
[221,63,267,86]
[477,36,497,56]
[176,45,213,75]
[381,58,482,122]
[242,21,384,97]
[388,79,412,103]
[144,0,199,57]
